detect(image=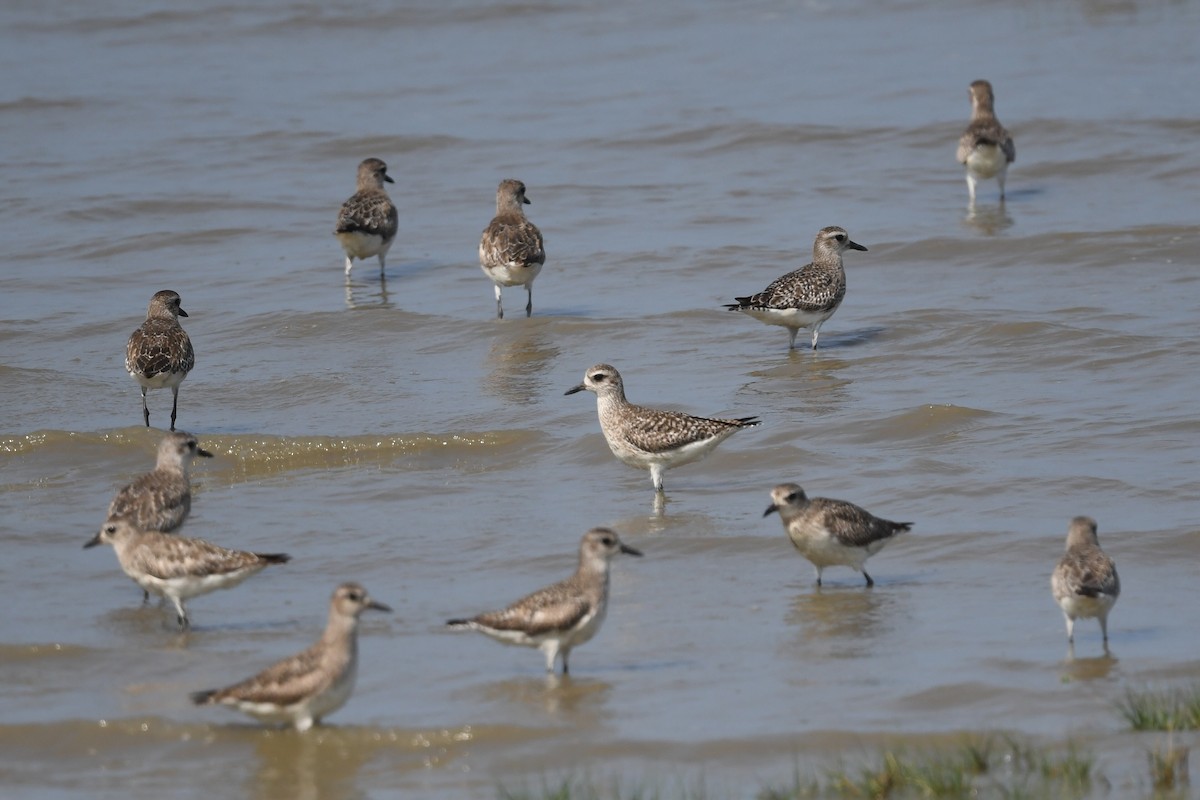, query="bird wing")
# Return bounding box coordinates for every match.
[336,192,398,239]
[480,218,545,268]
[214,645,332,706]
[127,534,263,580]
[618,408,752,454]
[126,320,194,378]
[473,582,591,637]
[814,499,908,547]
